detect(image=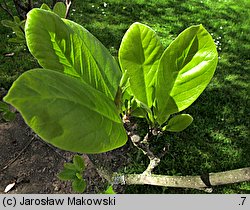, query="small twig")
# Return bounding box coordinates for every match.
[27,0,33,11]
[1,136,35,172]
[52,0,57,7]
[1,131,68,173]
[133,134,154,158]
[65,0,72,18]
[0,0,14,19]
[13,0,29,12]
[158,143,170,159]
[129,132,161,174]
[142,143,170,175]
[143,158,160,175]
[125,117,169,174]
[36,138,68,161]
